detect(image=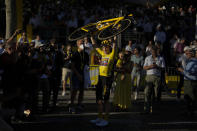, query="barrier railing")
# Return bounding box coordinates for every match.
[64,65,99,89]
[164,67,183,95]
[65,66,182,95]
